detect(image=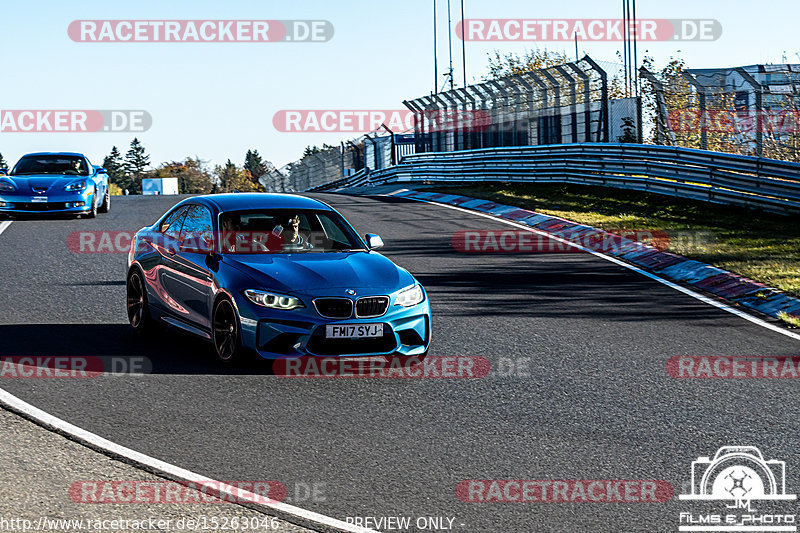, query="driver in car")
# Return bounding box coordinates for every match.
[274,215,313,251]
[221,214,243,252]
